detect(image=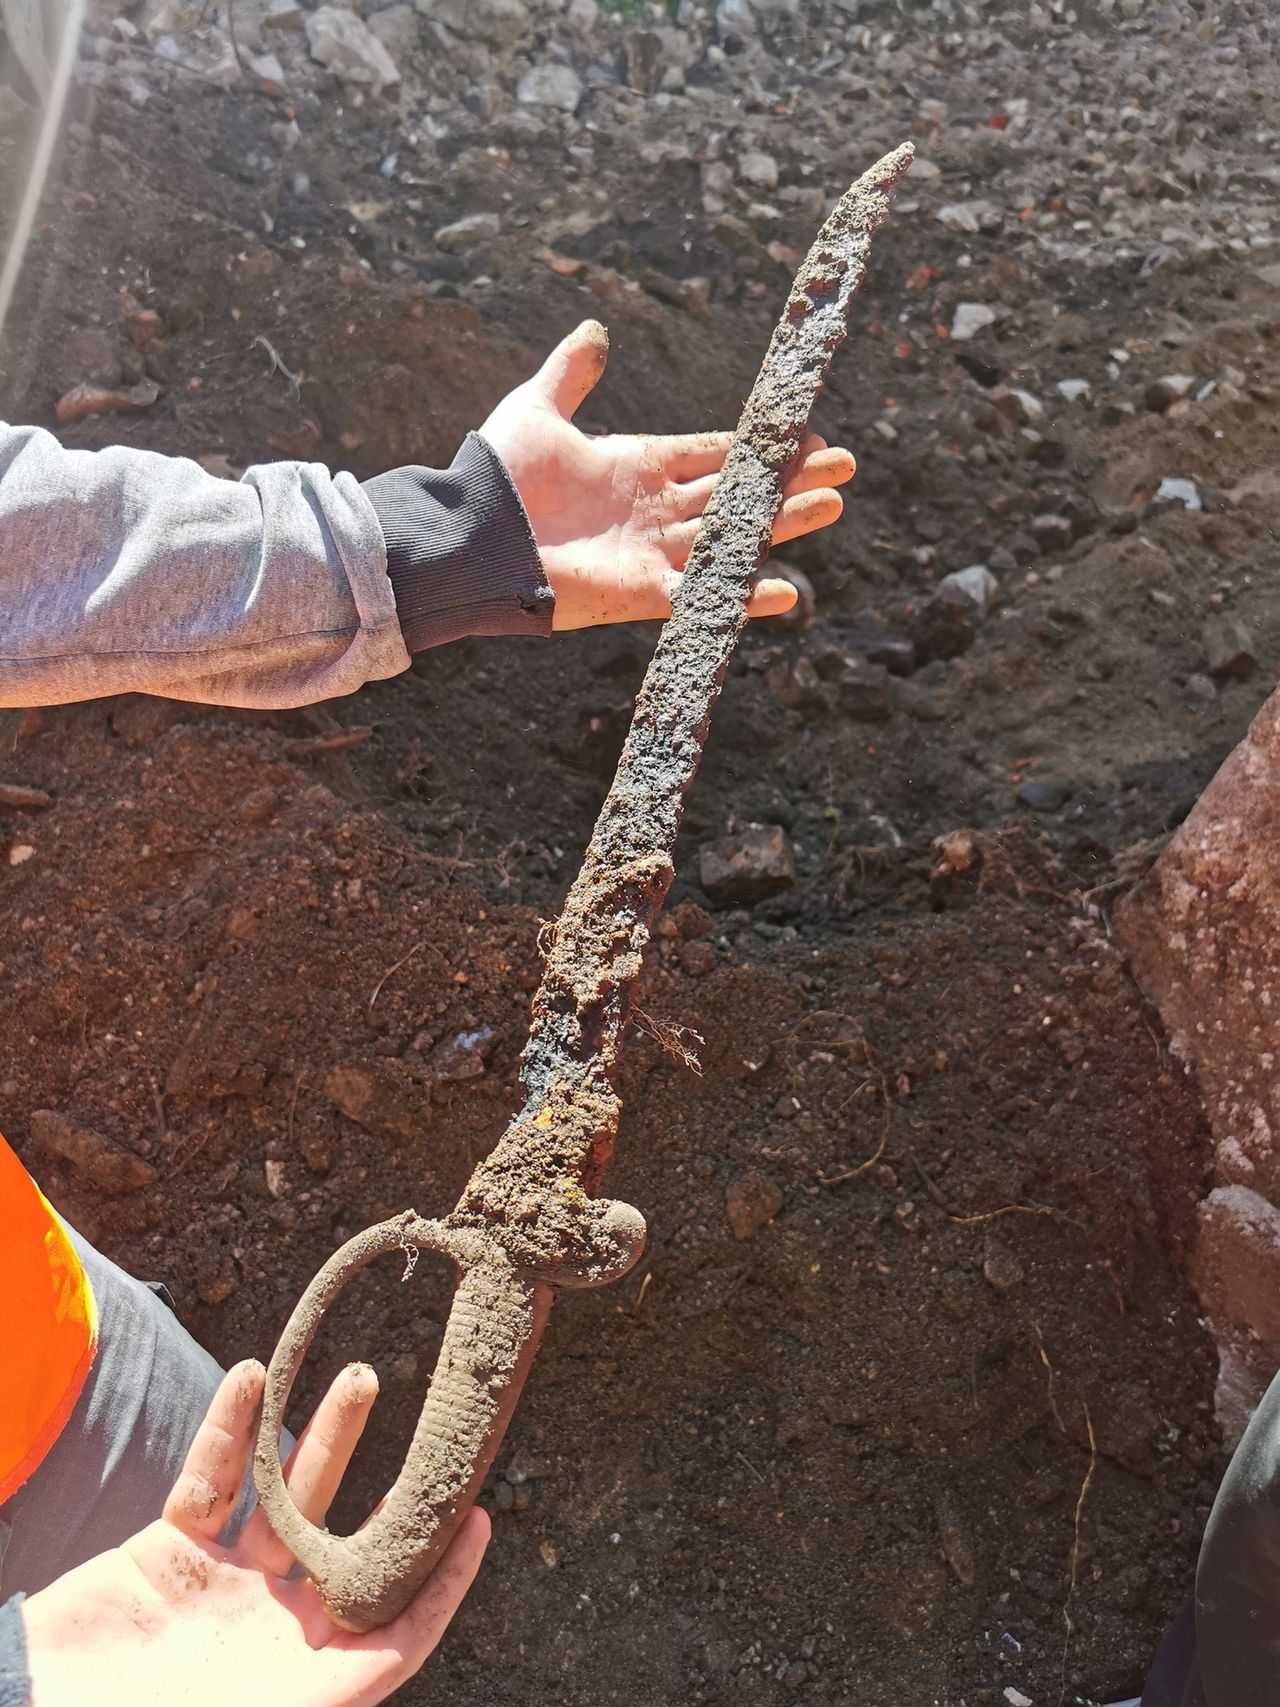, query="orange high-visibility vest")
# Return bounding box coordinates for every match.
[0,1133,98,1504]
